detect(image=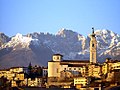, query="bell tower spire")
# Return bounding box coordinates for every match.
[90,27,97,63]
[92,27,94,34]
